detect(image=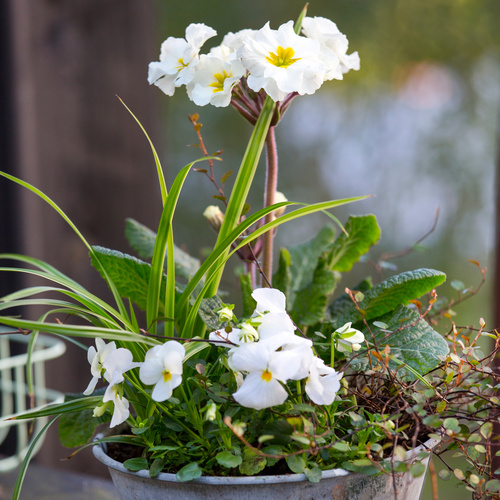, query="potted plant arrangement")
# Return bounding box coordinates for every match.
[1,5,499,500]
